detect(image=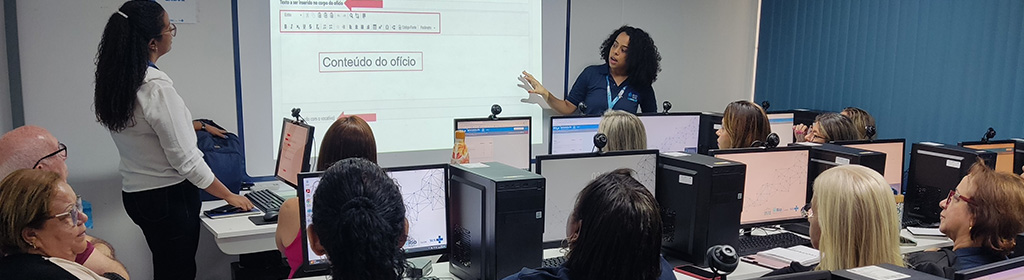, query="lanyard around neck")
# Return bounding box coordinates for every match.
[606,75,627,109]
